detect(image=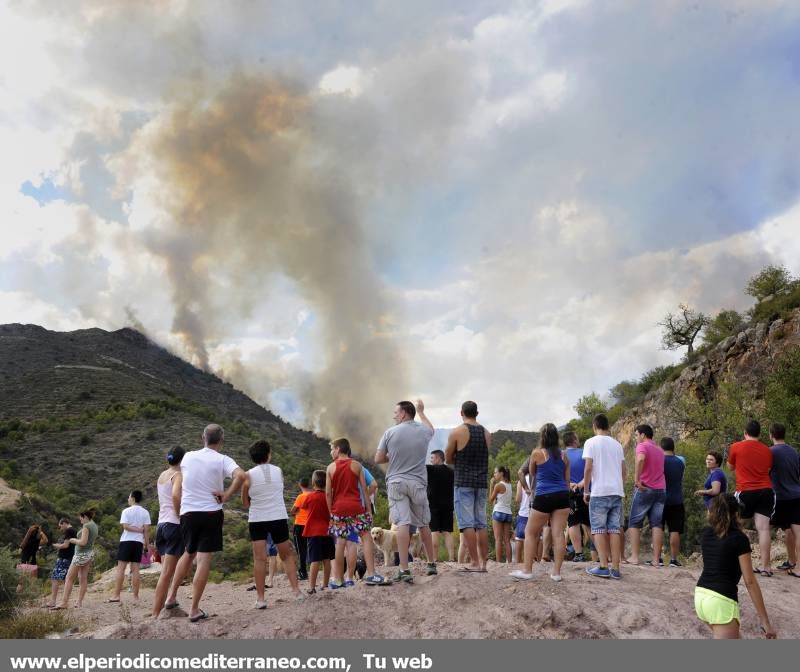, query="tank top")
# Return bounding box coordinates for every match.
[534,451,568,496]
[79,521,98,552]
[157,473,180,525]
[493,481,513,515]
[330,458,364,517]
[454,424,489,489]
[247,464,287,522]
